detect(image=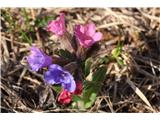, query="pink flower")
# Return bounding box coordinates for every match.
[74,23,102,48]
[58,89,72,104]
[47,13,66,36]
